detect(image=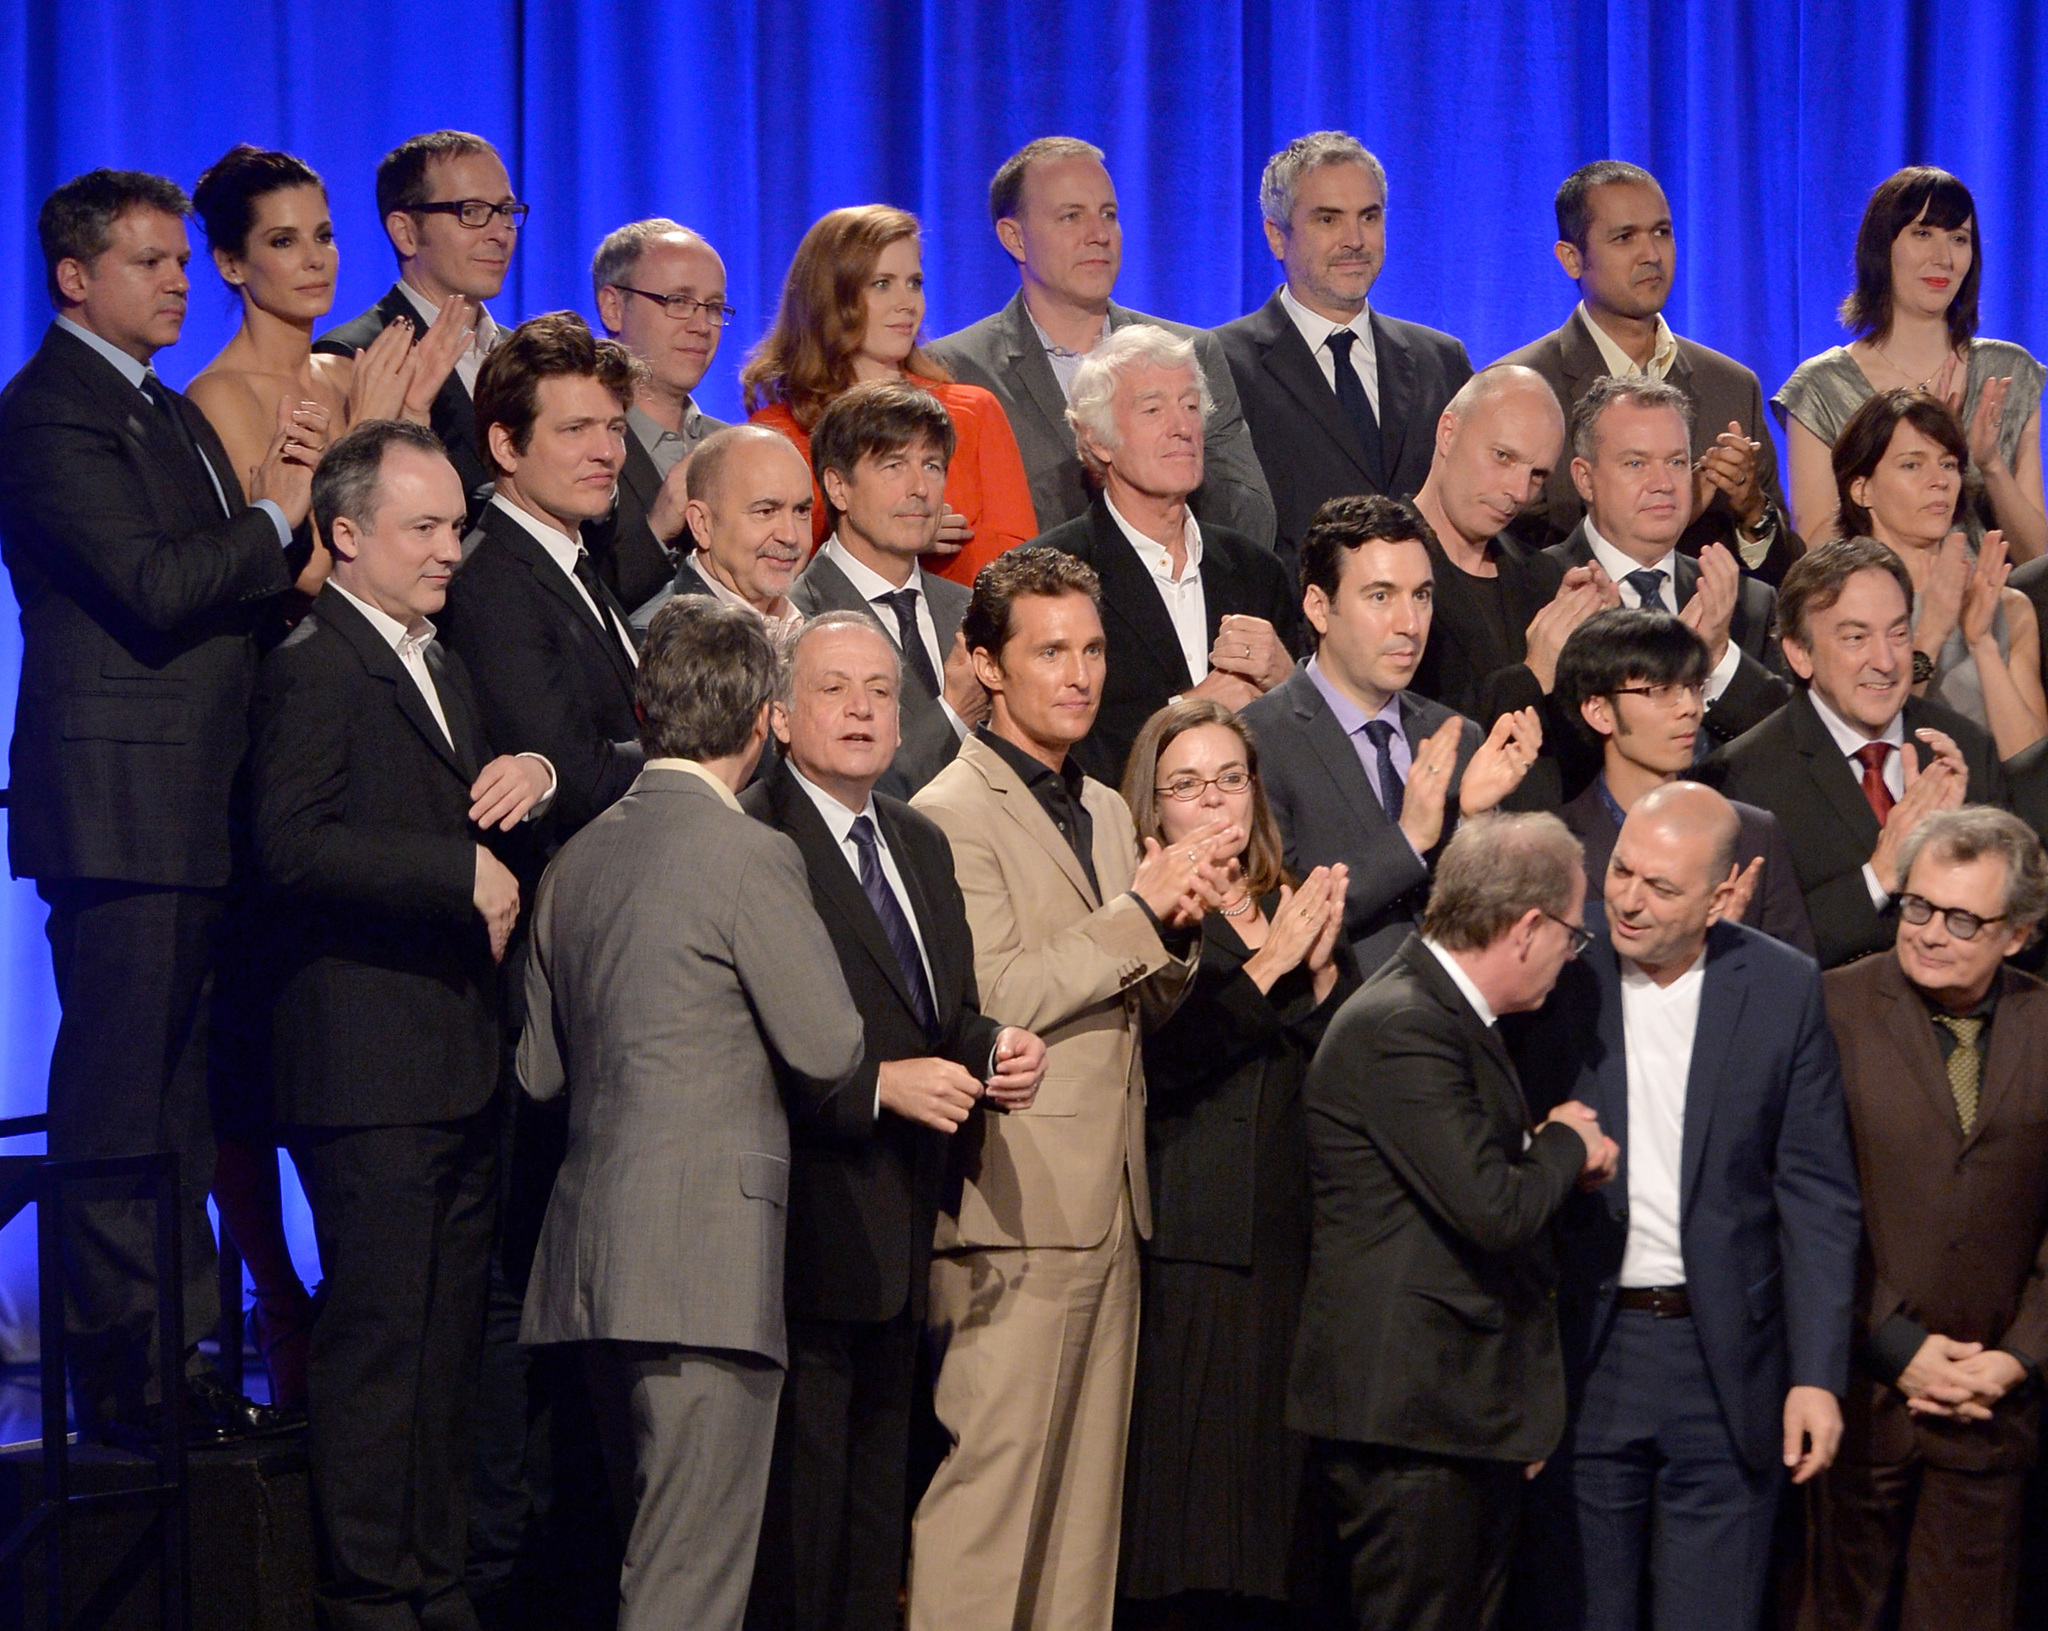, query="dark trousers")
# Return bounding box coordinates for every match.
[749,1310,919,1631]
[1522,1311,1781,1631]
[1797,1450,2027,1631]
[39,880,224,1433]
[1313,1438,1522,1630]
[289,1111,498,1631]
